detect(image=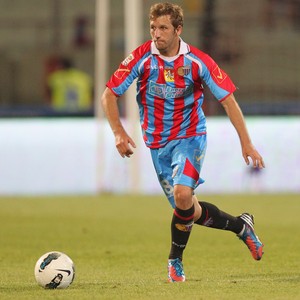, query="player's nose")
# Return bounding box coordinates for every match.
[153,28,161,38]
